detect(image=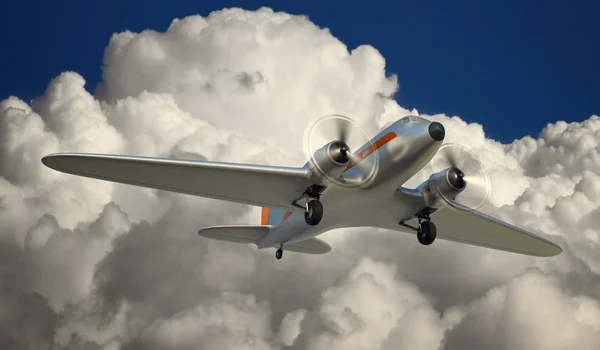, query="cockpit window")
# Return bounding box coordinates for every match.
[409,116,429,123]
[400,116,429,124]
